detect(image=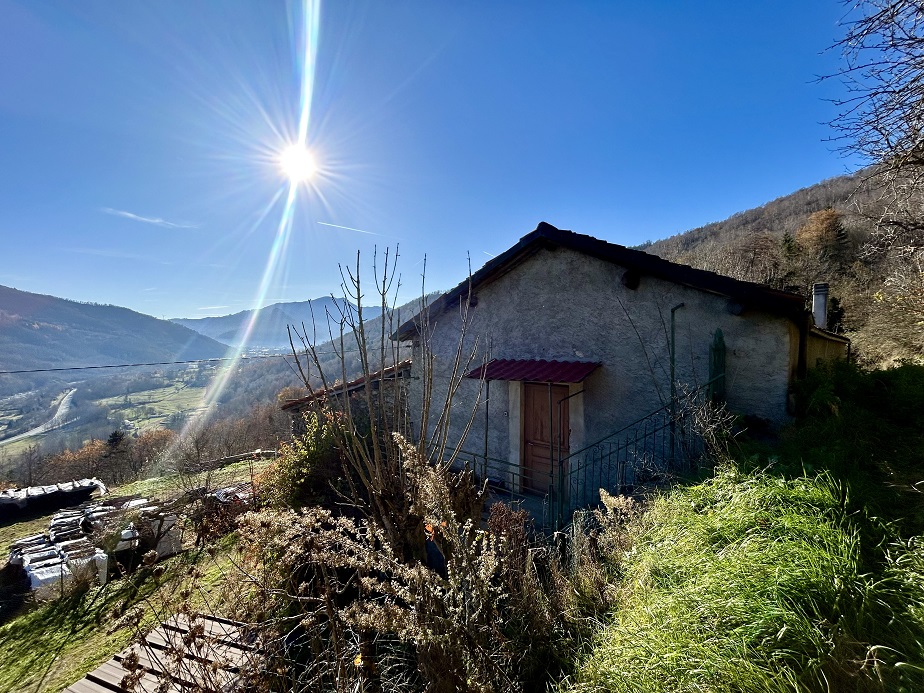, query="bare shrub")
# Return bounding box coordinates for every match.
[228,437,592,692]
[194,250,592,690]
